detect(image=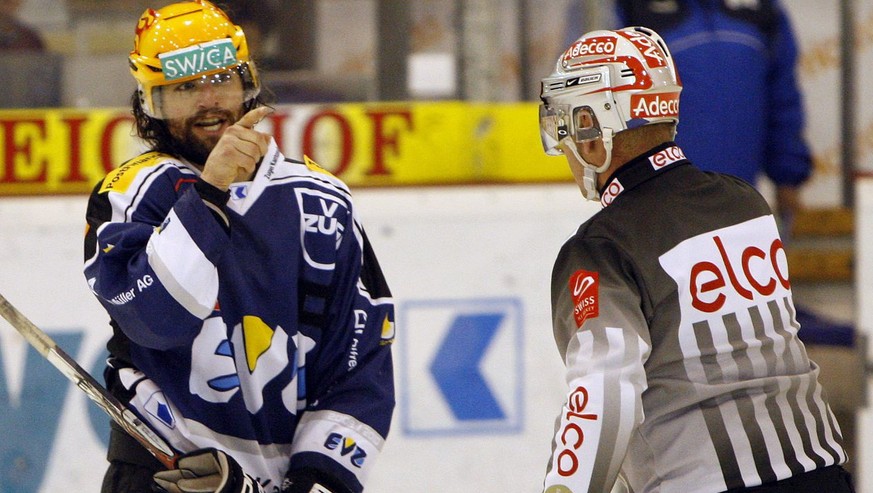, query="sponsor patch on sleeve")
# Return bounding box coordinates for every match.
[304,155,336,177]
[569,270,599,328]
[99,152,166,194]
